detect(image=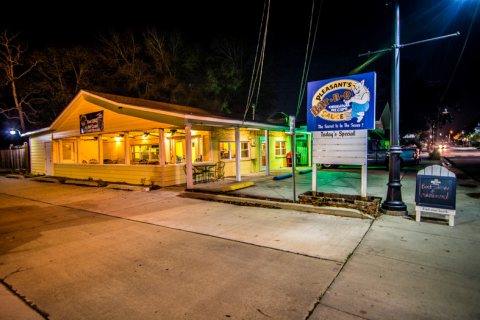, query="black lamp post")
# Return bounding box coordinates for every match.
[358,1,459,214]
[380,0,407,214]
